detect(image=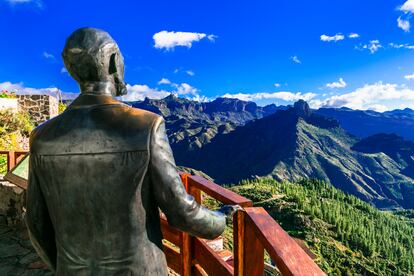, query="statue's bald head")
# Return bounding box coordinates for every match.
[62,28,127,96]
